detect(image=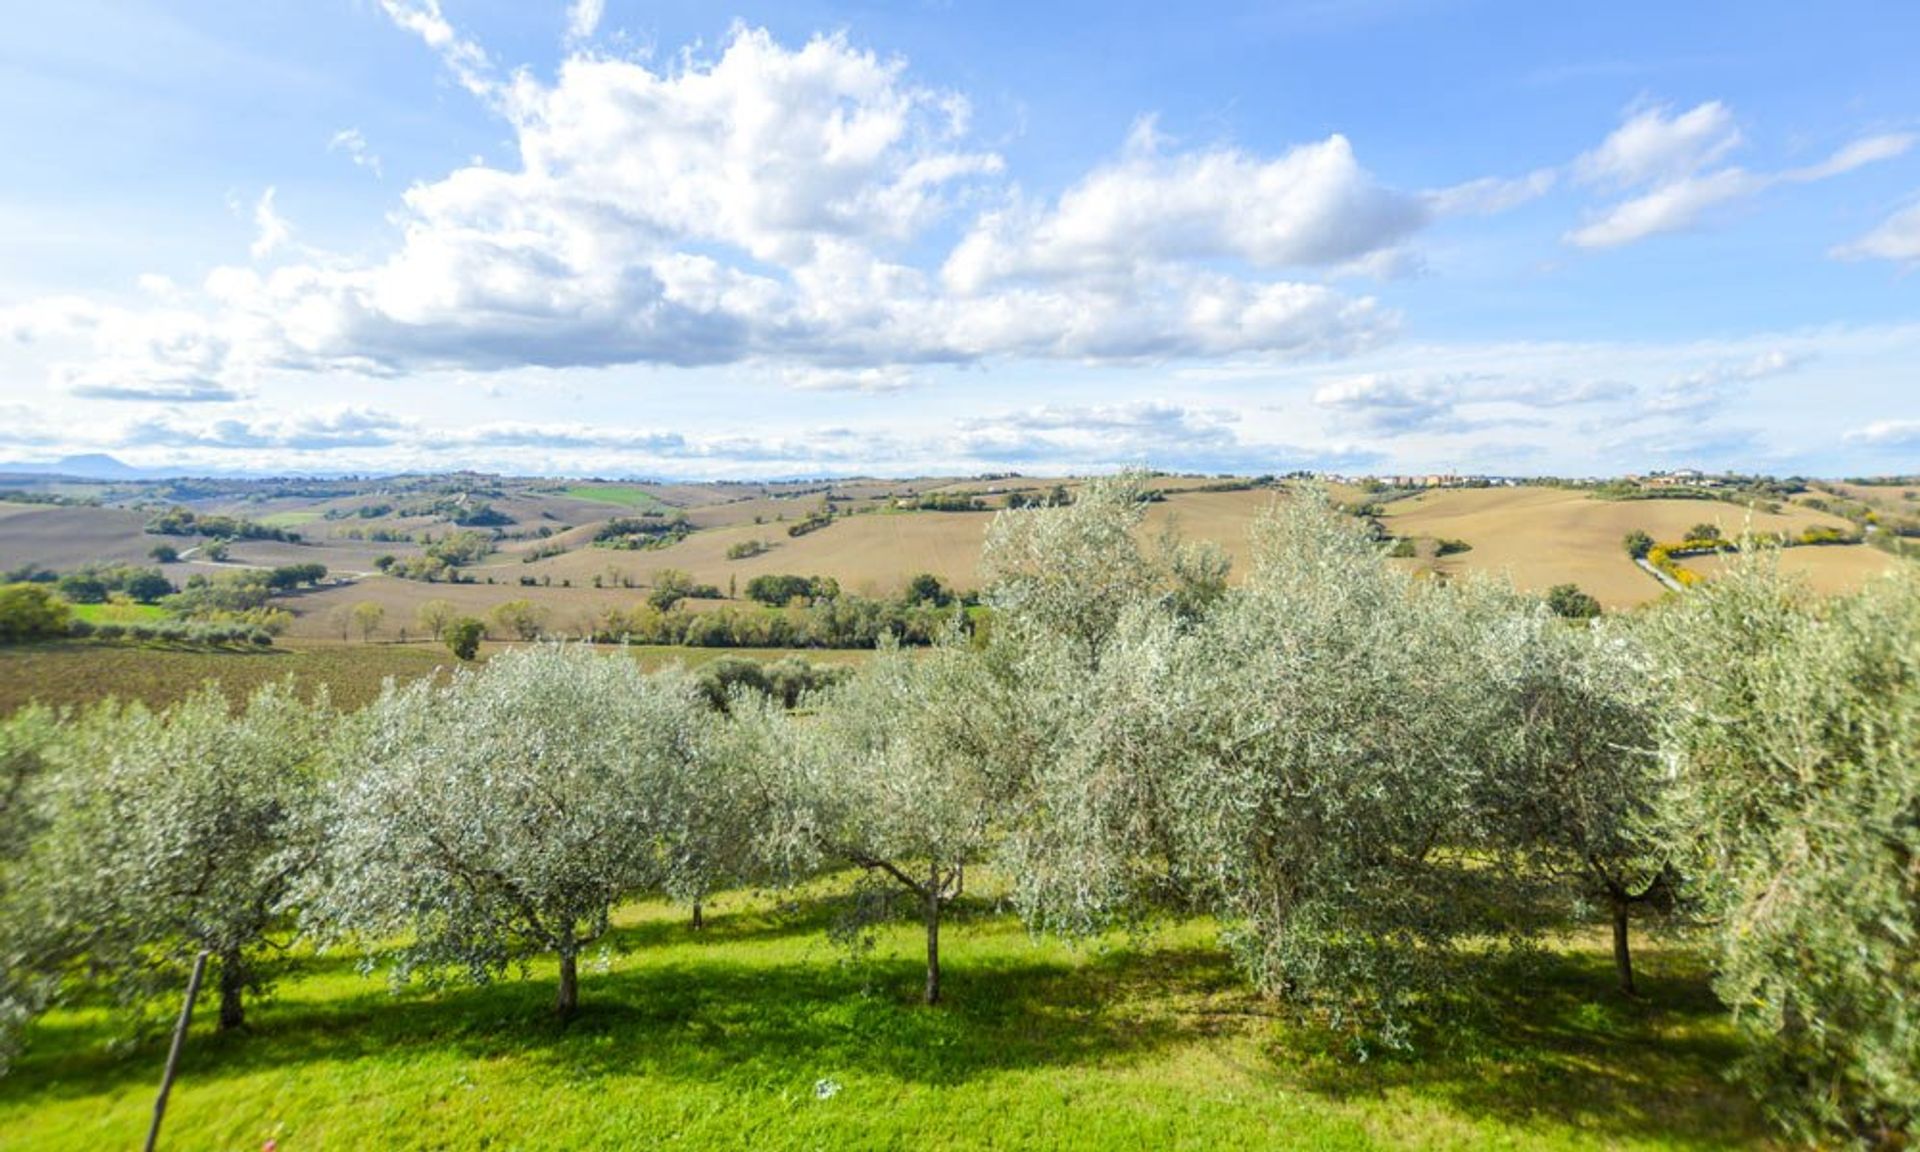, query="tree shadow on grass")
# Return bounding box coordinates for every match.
[5,923,1239,1106]
[1267,944,1768,1147]
[4,916,1771,1148]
